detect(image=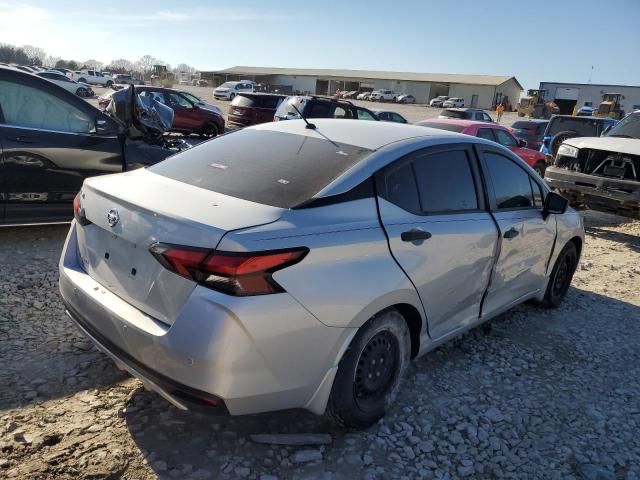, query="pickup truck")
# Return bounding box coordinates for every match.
[544,111,640,218]
[71,69,114,87]
[369,89,399,102]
